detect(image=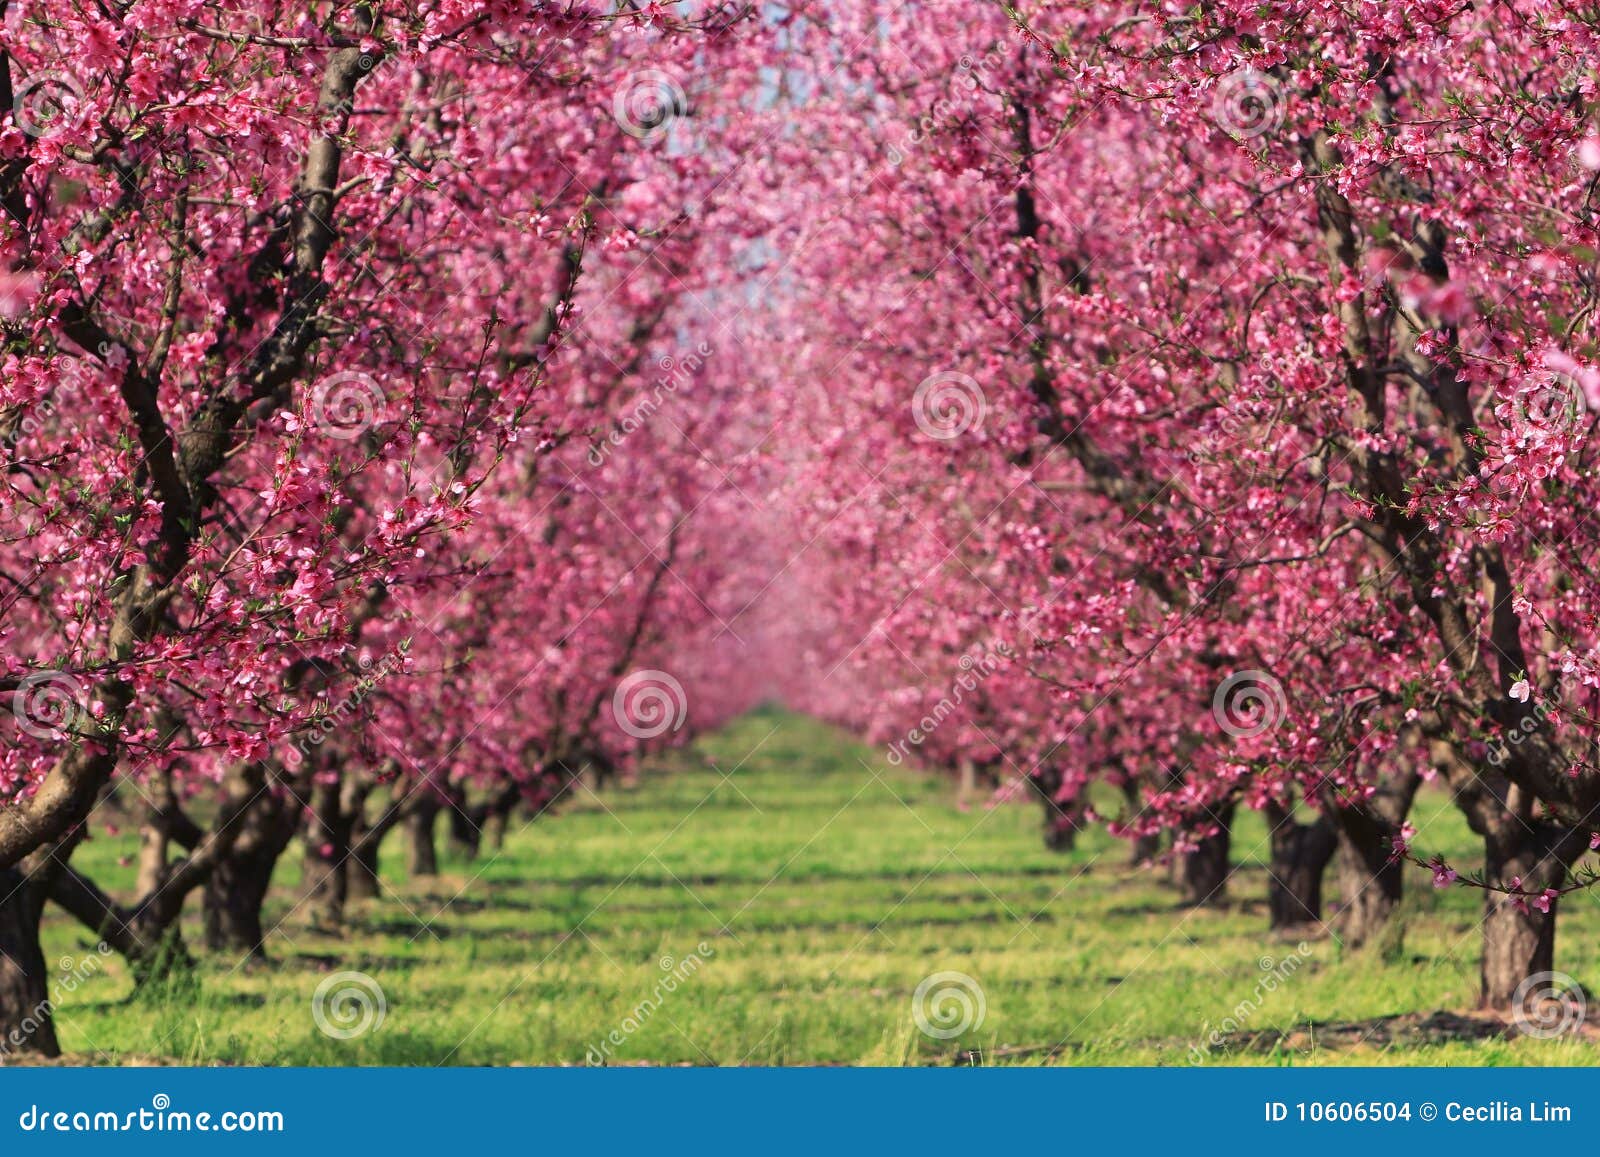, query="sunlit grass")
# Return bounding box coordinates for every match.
[39,707,1600,1065]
